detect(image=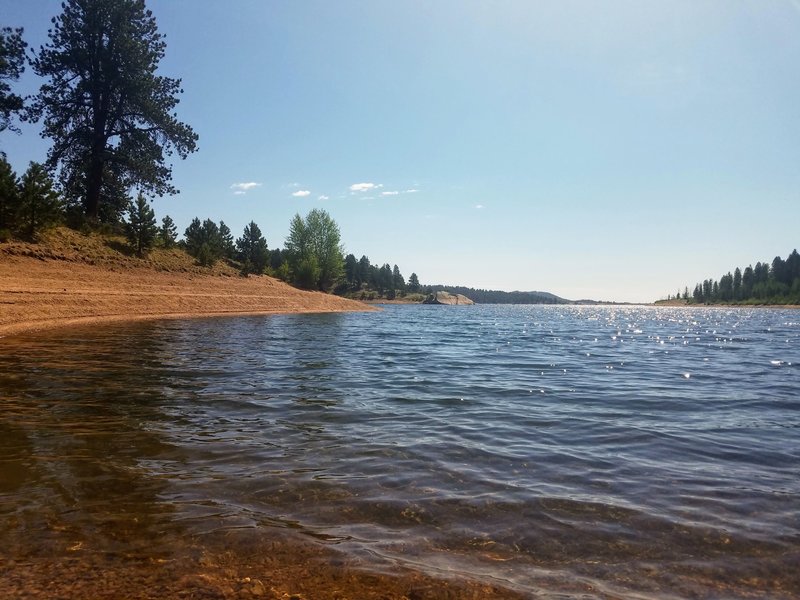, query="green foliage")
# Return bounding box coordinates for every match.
[408,272,421,293]
[219,220,235,259]
[294,255,321,290]
[16,162,62,239]
[184,217,226,266]
[285,209,344,291]
[684,249,800,305]
[0,154,18,231]
[28,0,198,220]
[274,260,290,282]
[125,193,157,257]
[0,27,26,133]
[159,215,178,248]
[236,221,269,275]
